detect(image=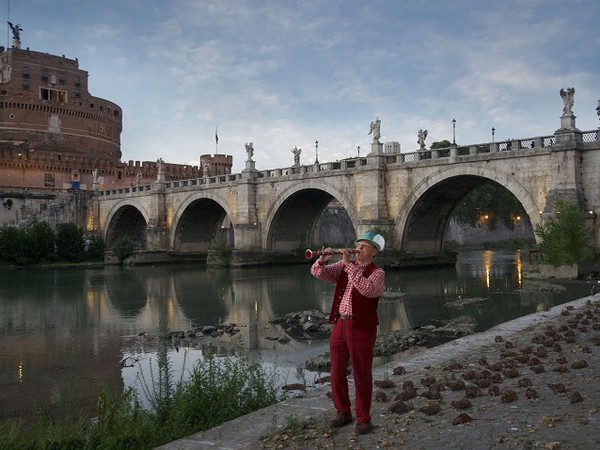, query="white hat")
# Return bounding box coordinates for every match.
[355,231,385,252]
